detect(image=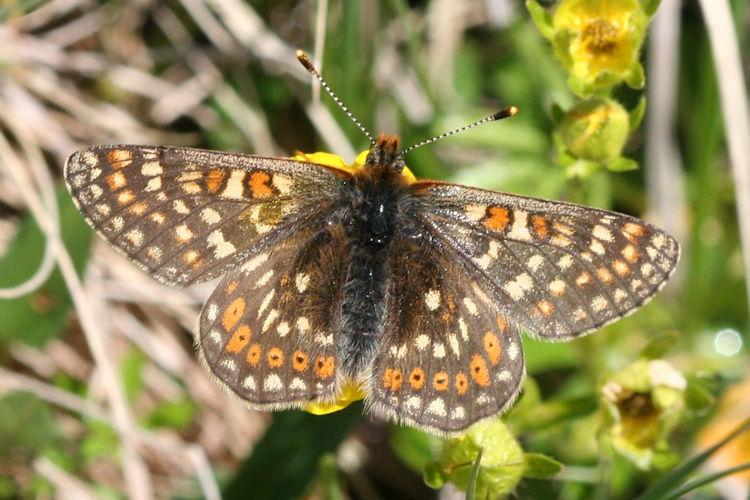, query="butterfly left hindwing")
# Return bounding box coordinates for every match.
[197,223,349,409]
